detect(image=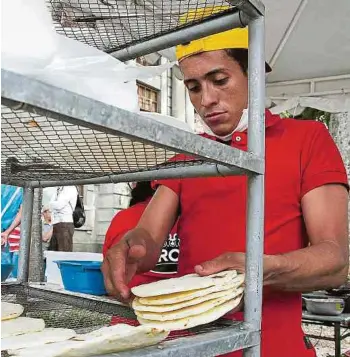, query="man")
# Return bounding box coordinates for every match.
[49,186,77,252]
[102,21,349,357]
